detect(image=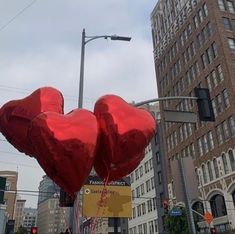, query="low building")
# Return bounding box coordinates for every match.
[23,208,37,232]
[14,199,26,232]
